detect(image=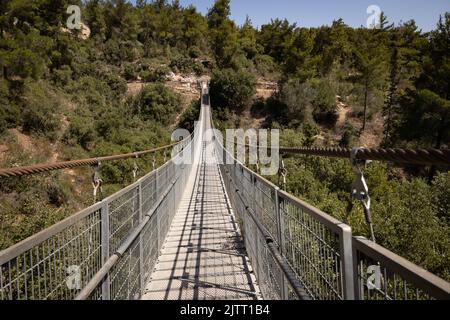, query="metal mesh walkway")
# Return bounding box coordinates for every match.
[142,118,261,300]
